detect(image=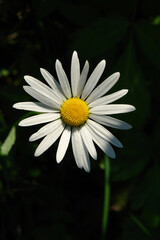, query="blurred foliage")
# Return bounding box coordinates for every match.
[0,0,160,239]
[0,126,16,156]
